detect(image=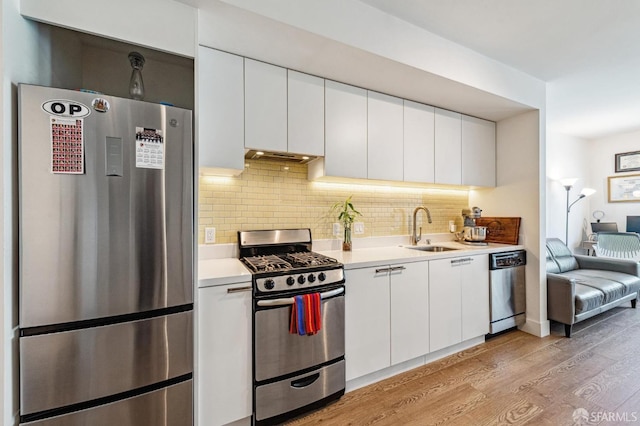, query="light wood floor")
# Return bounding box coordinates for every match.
[288,305,640,425]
